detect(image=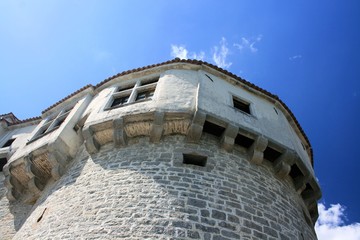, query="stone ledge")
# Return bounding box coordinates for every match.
[3,109,321,224]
